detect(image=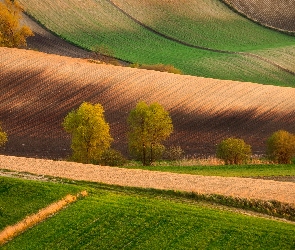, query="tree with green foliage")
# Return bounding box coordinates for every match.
[216,138,252,165]
[266,130,295,164]
[0,0,33,48]
[62,102,113,164]
[128,101,173,166]
[0,123,8,148]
